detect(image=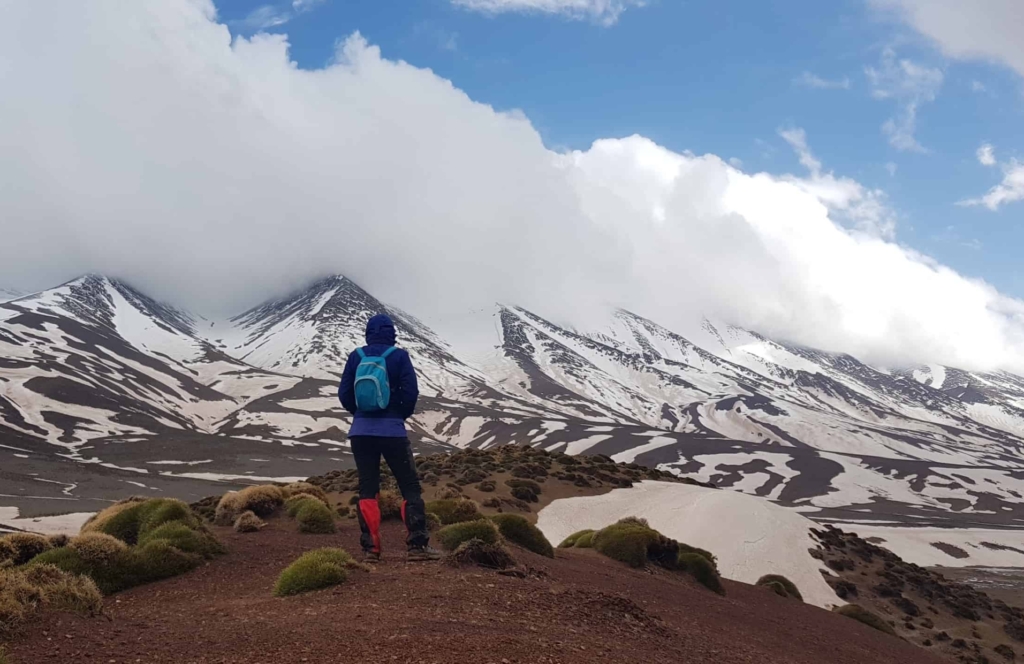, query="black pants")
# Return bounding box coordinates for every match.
[350,436,429,551]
